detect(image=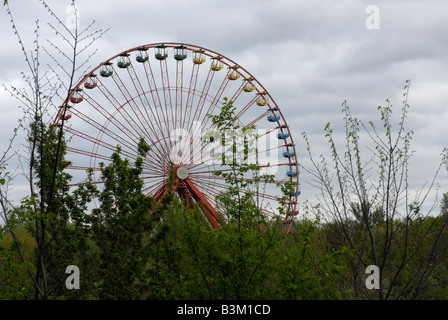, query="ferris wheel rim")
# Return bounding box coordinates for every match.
[54,41,300,229]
